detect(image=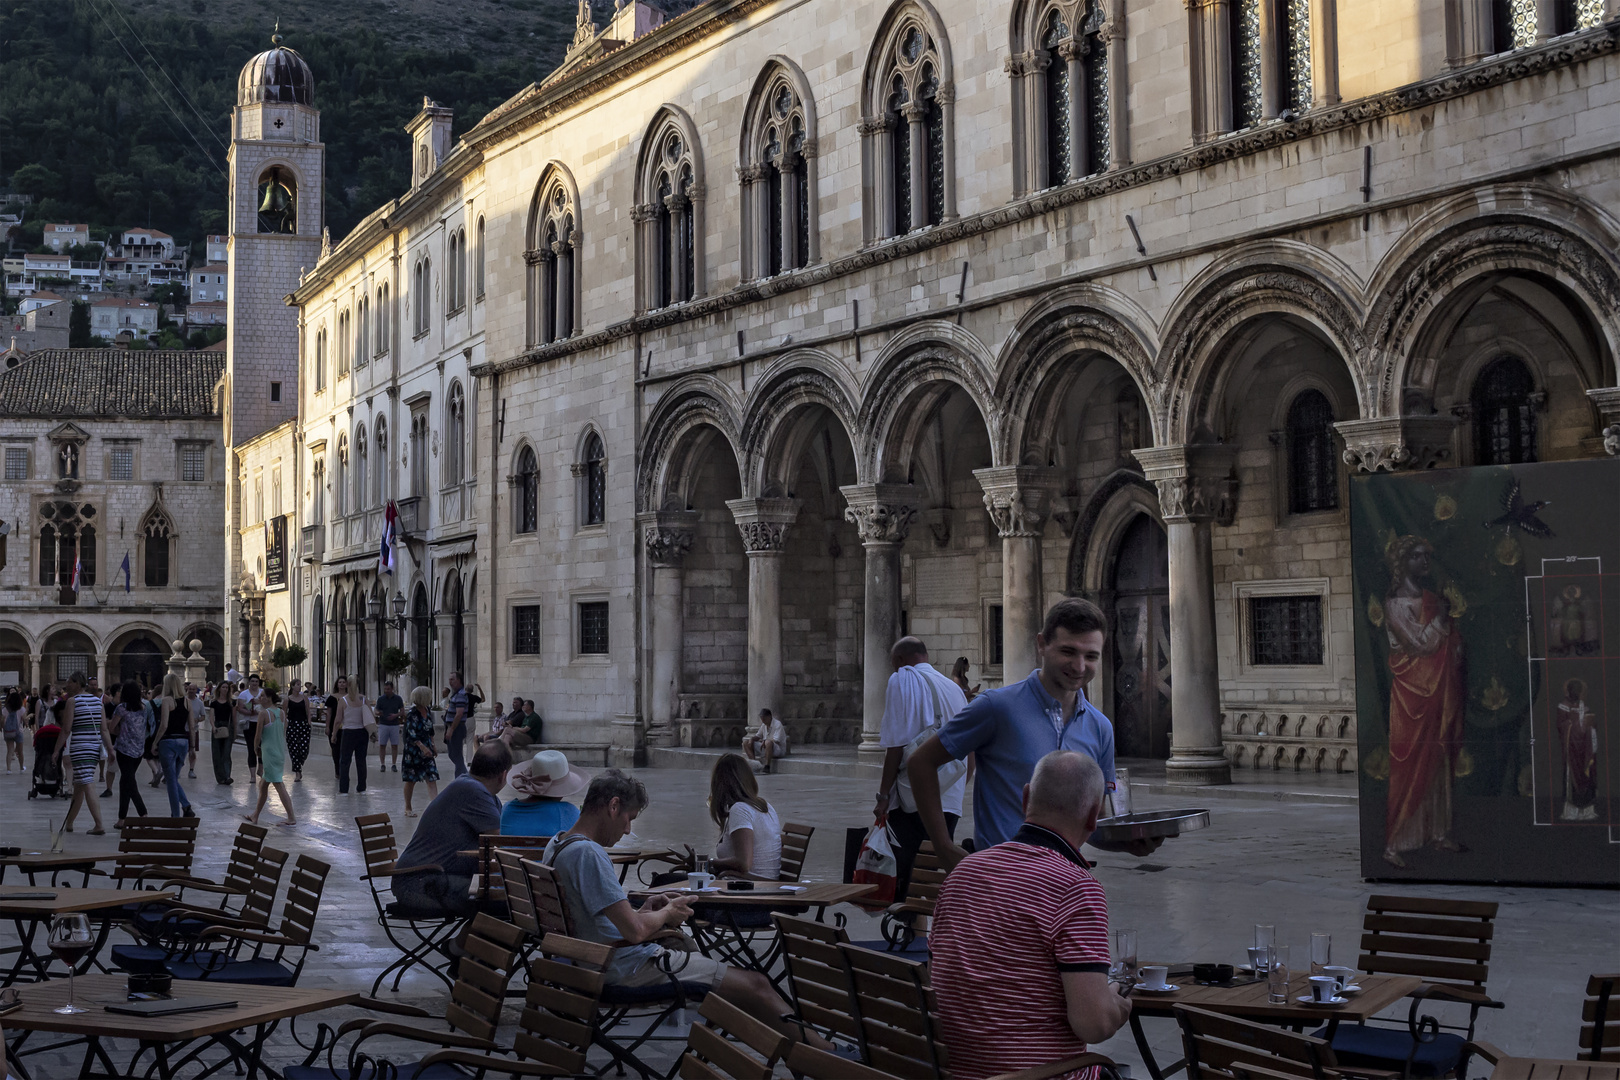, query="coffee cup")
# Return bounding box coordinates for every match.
[687,871,714,891]
[1322,965,1355,990]
[1247,946,1268,972]
[1309,976,1339,1003]
[1139,965,1170,991]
